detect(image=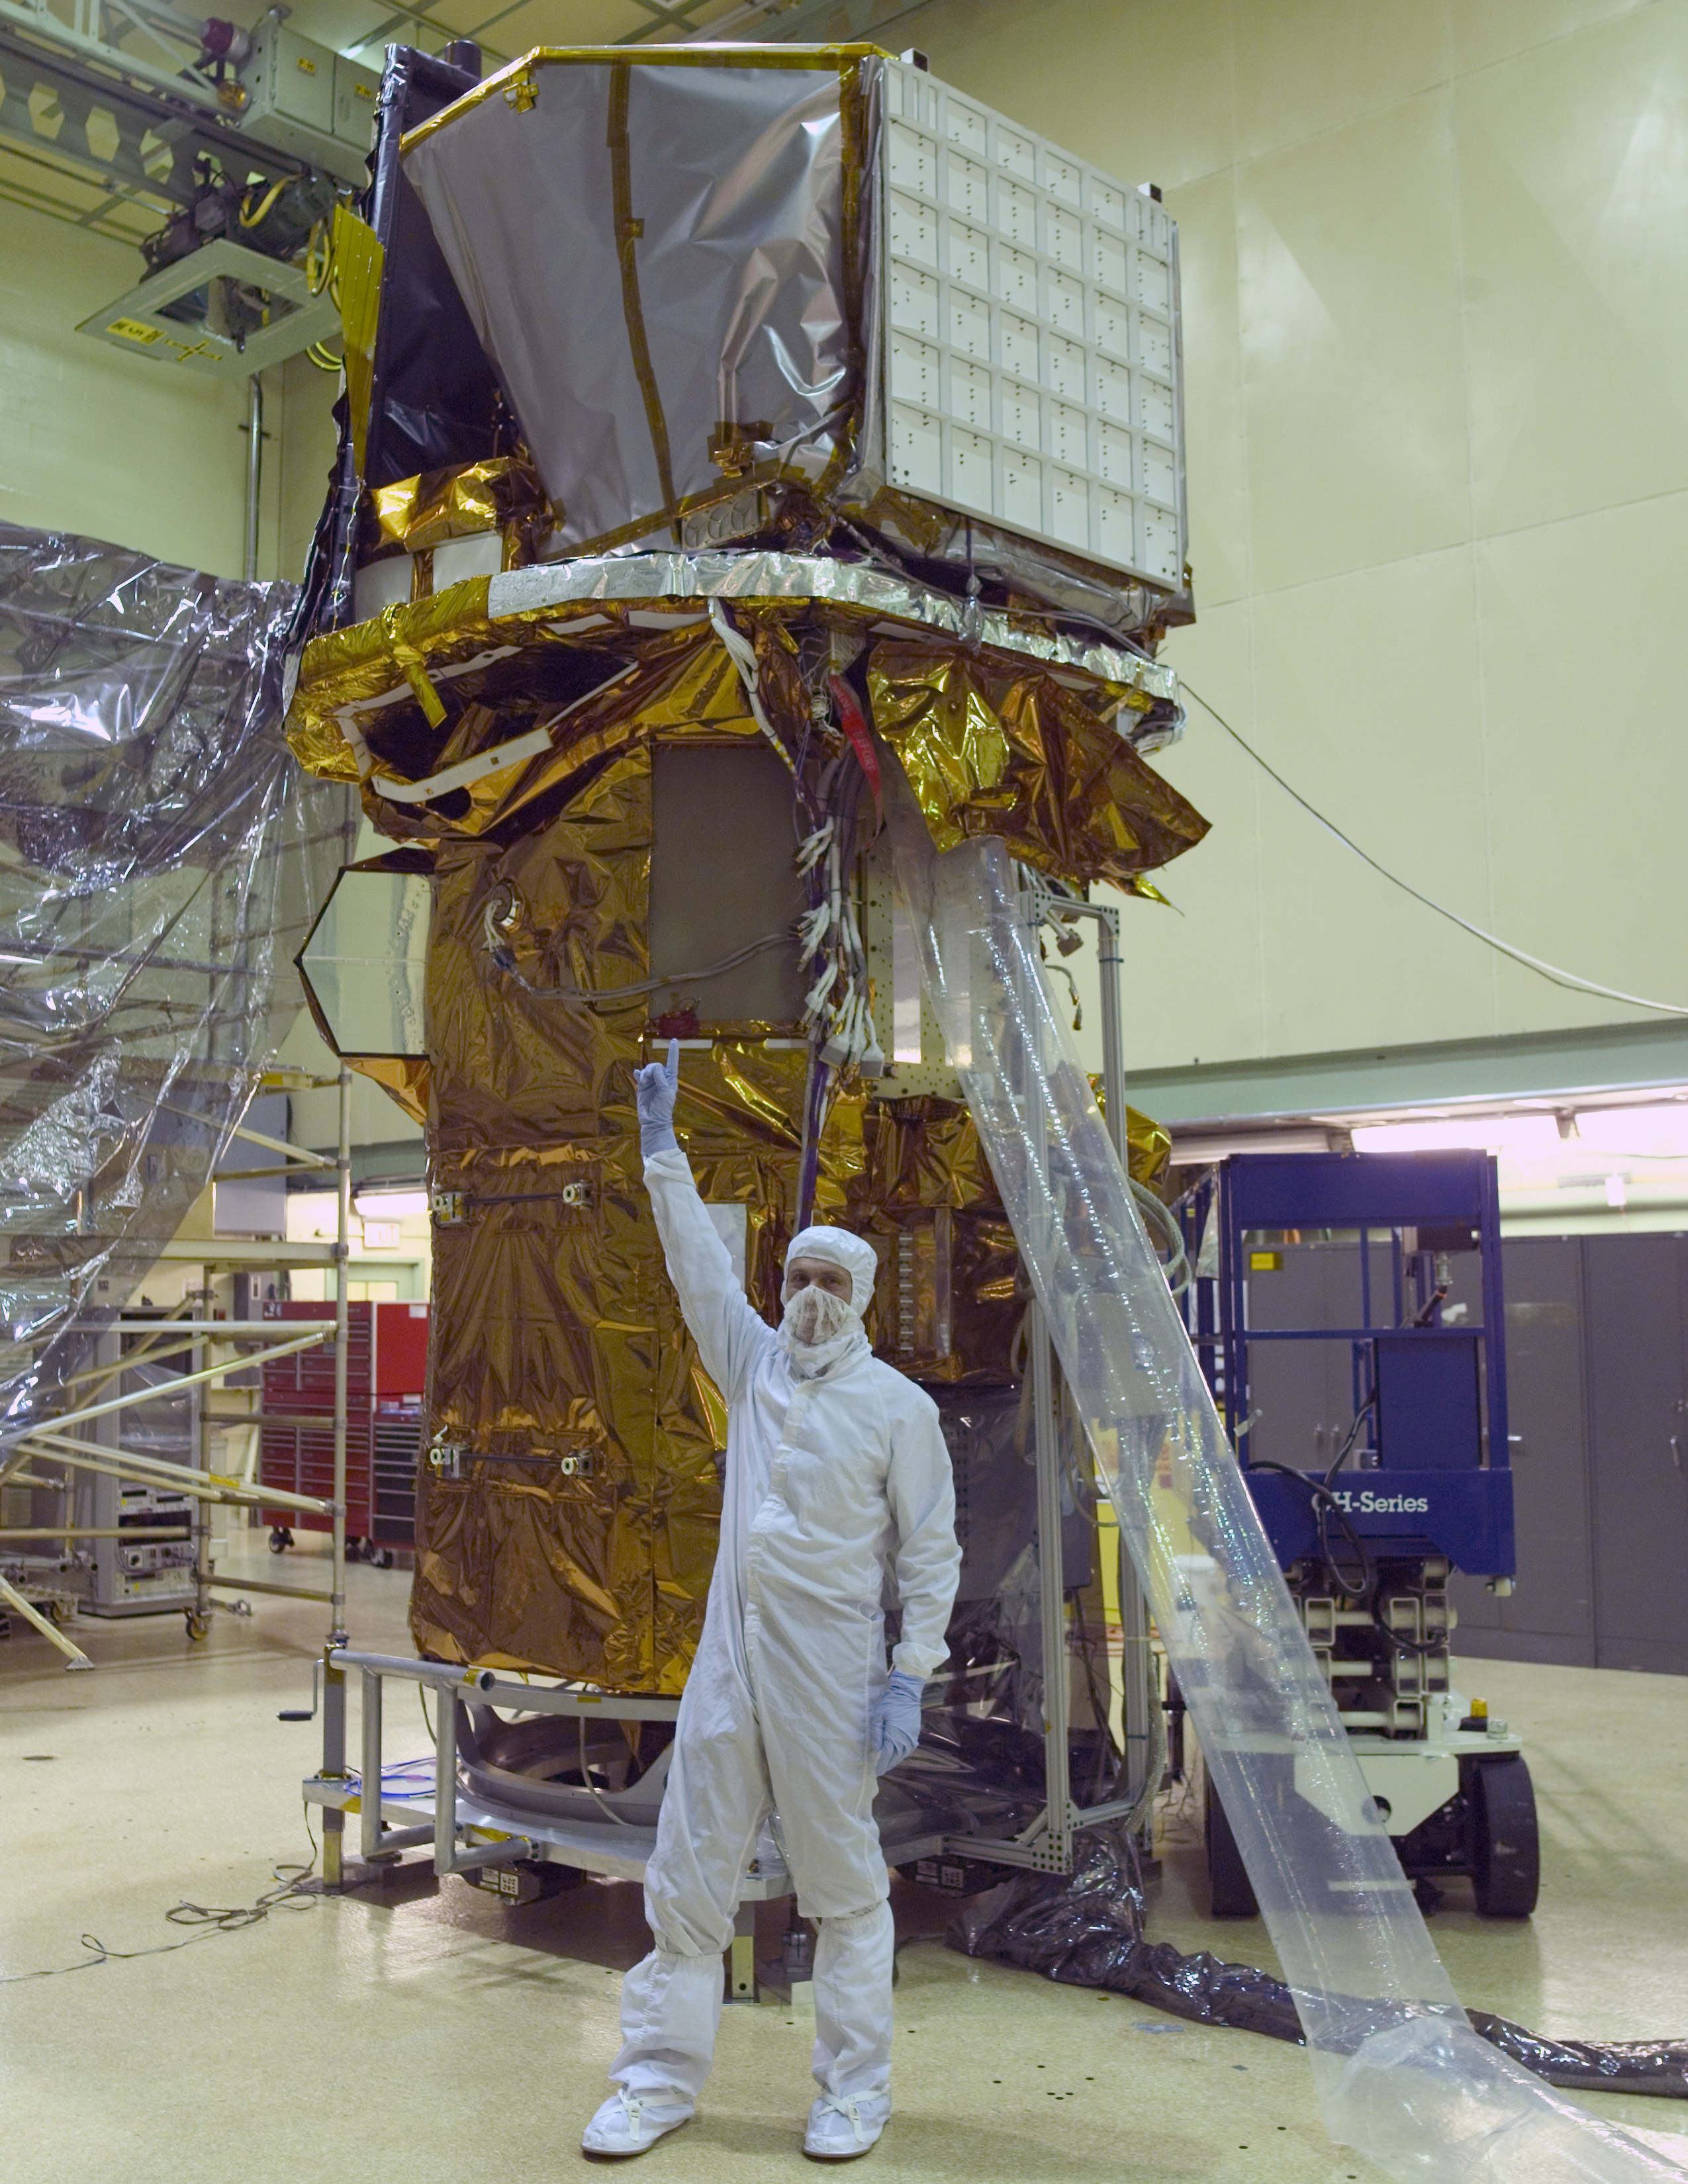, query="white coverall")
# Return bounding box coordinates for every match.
[610,1149,961,2113]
